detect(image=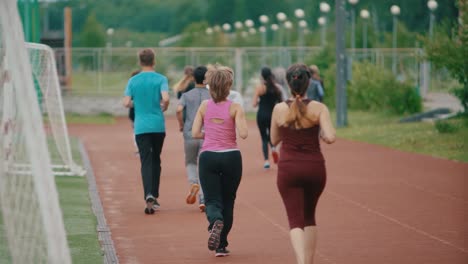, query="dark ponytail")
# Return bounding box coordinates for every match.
[285,64,311,128]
